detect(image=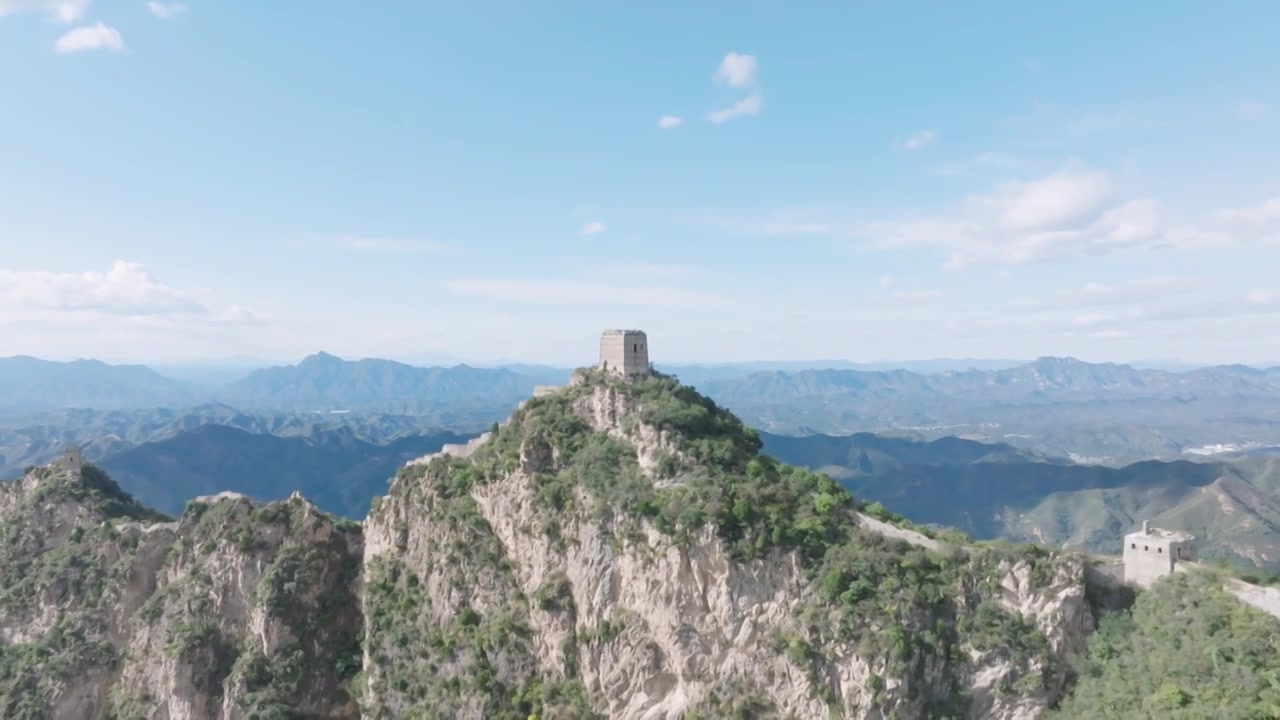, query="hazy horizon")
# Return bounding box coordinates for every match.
[4,349,1273,374]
